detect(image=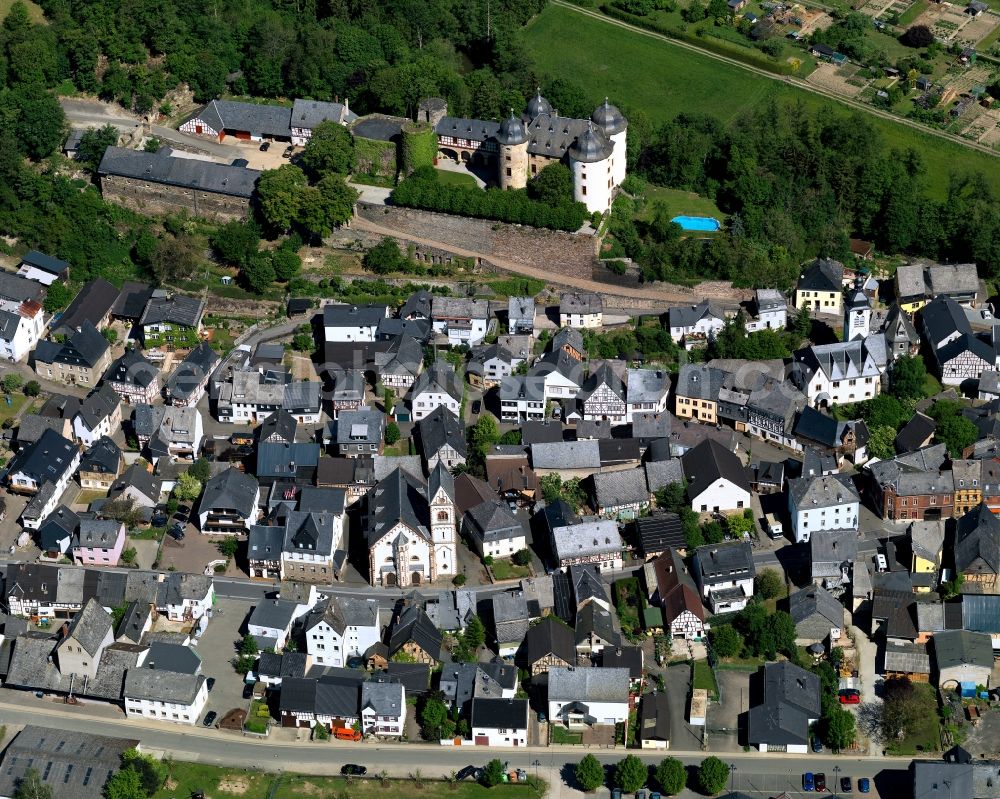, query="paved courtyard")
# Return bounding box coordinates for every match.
[196,597,256,722]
